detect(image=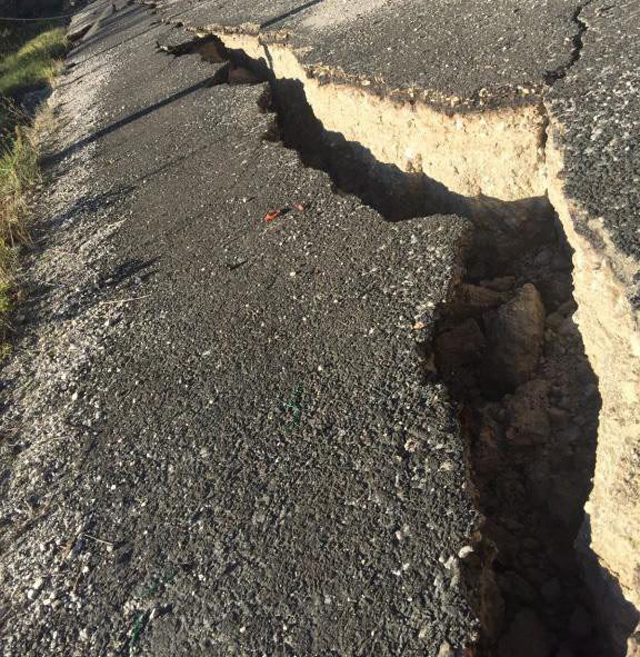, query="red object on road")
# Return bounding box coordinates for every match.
[264,210,283,223]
